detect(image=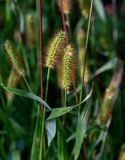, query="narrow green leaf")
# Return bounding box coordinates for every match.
[9,118,25,136]
[94,0,106,21]
[47,107,75,120]
[95,58,117,76]
[0,77,51,110]
[73,102,91,160]
[57,131,66,160]
[0,109,24,138]
[57,122,68,160]
[47,87,93,120]
[45,120,56,146]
